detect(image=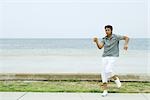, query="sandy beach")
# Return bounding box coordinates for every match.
[0,49,149,75]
